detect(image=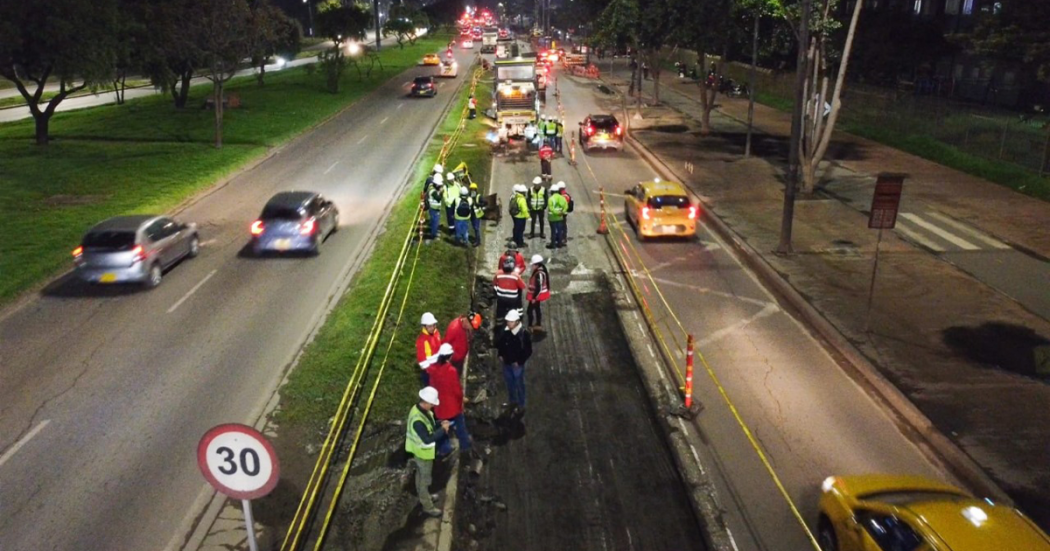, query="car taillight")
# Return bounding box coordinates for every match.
[72,246,83,258]
[688,206,697,219]
[300,218,317,235]
[642,207,651,220]
[615,125,623,136]
[131,245,146,262]
[251,220,264,235]
[587,125,595,136]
